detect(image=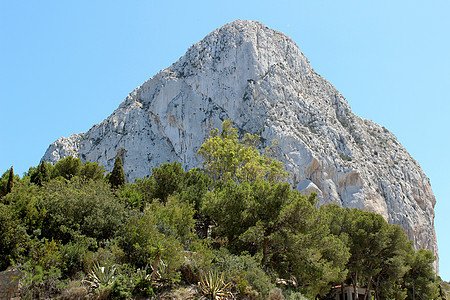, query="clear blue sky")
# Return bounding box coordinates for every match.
[1,0,449,279]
